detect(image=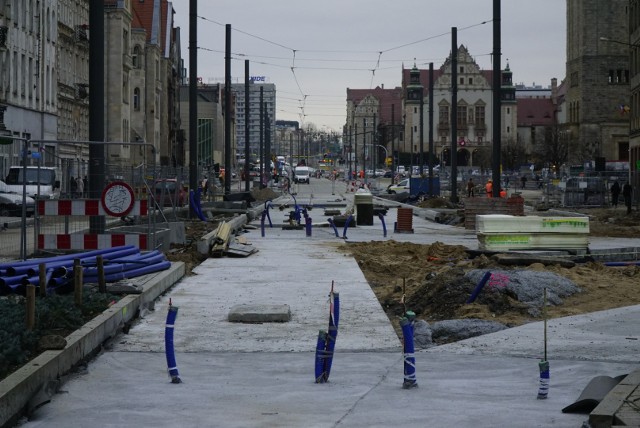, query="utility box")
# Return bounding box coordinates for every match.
[354,190,373,225]
[409,177,440,196]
